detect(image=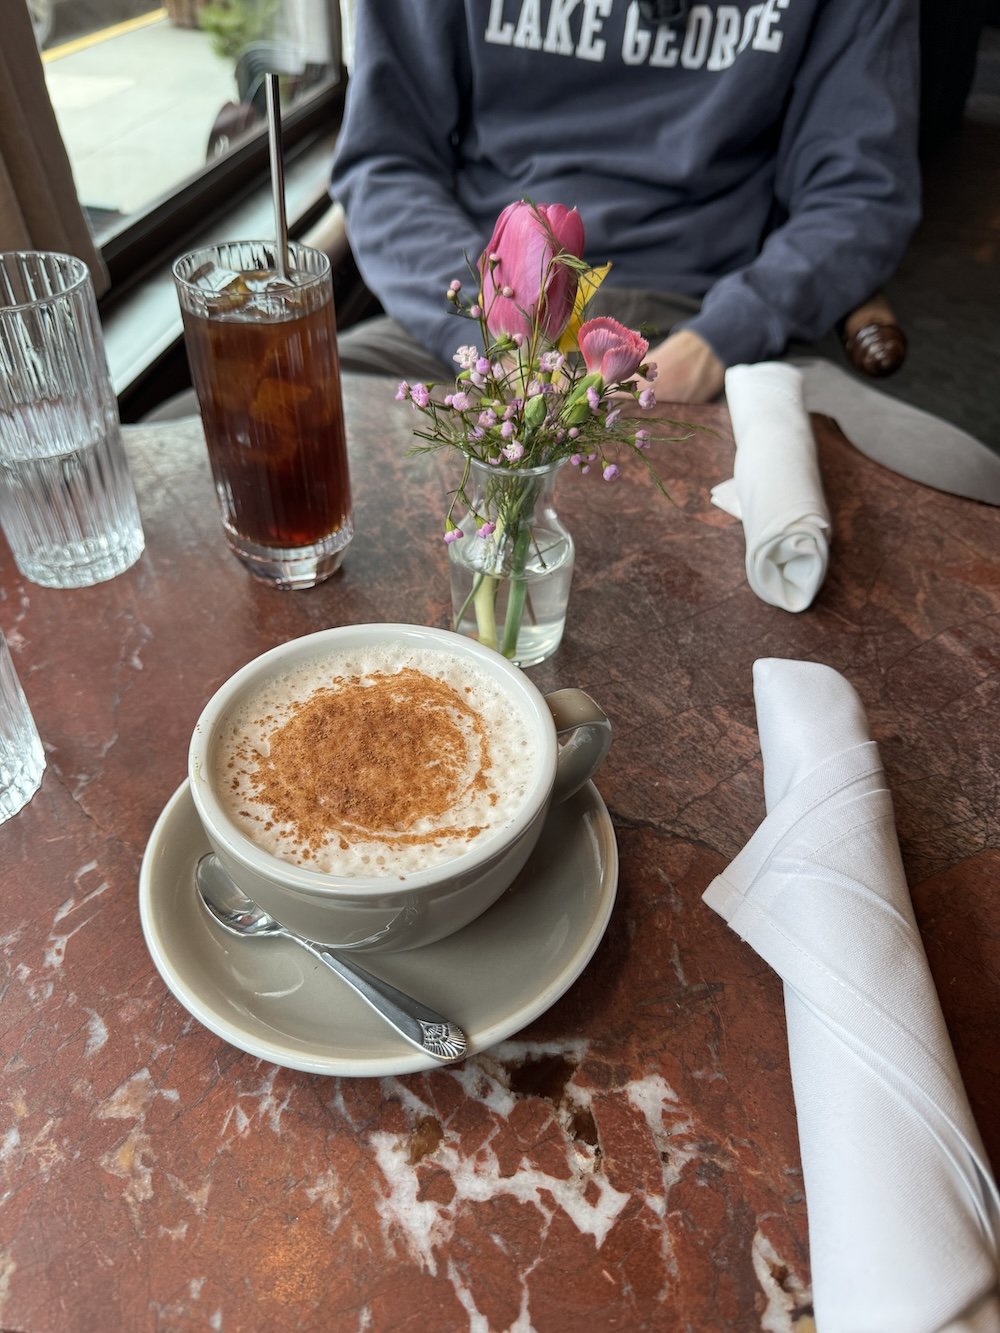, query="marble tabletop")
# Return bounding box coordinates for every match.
[0,375,997,1331]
